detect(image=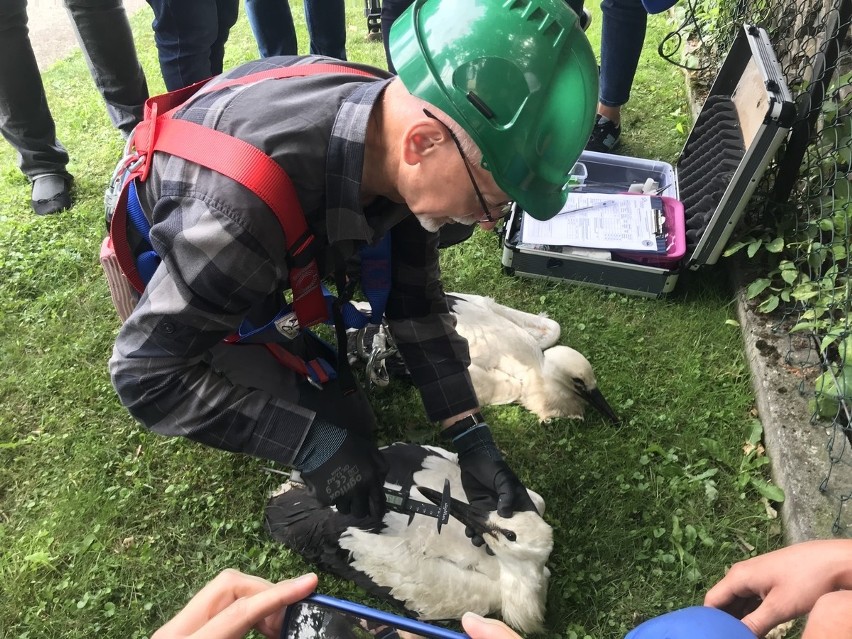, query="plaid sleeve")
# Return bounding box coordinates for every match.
[384,215,479,421]
[109,179,314,465]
